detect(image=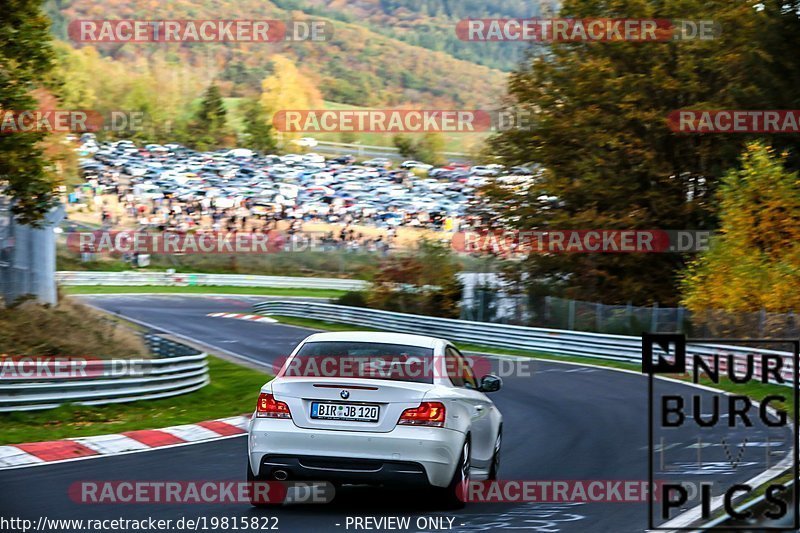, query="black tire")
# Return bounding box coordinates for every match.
[247,460,280,507]
[433,438,469,509]
[488,429,502,481]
